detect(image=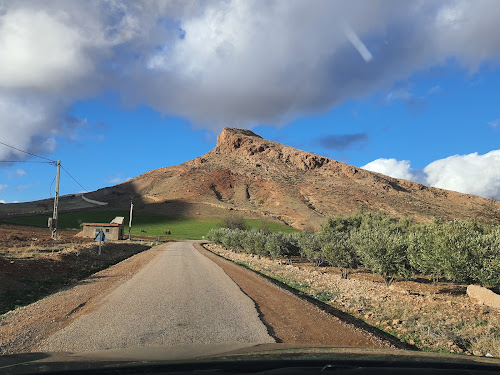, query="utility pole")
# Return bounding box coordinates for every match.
[51,160,61,240]
[128,199,133,240]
